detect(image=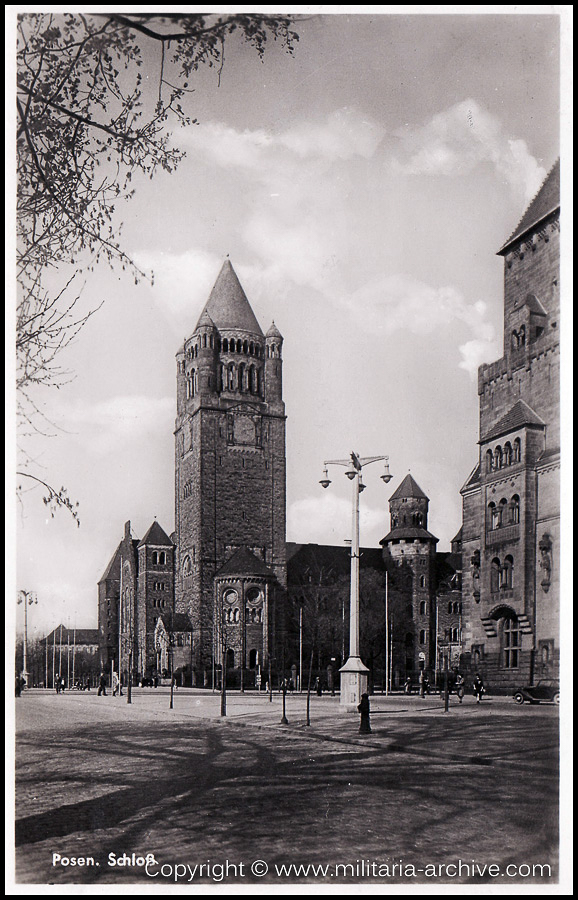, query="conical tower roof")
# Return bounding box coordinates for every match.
[389,474,429,502]
[195,260,263,336]
[138,521,174,548]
